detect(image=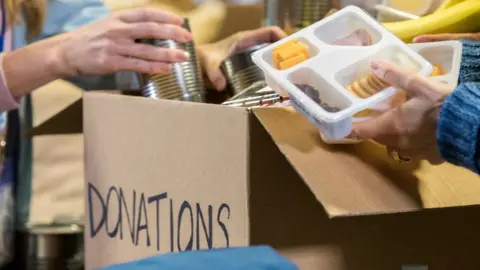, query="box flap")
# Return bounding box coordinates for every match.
[30,90,124,137]
[30,98,83,136]
[253,107,480,217]
[83,93,251,269]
